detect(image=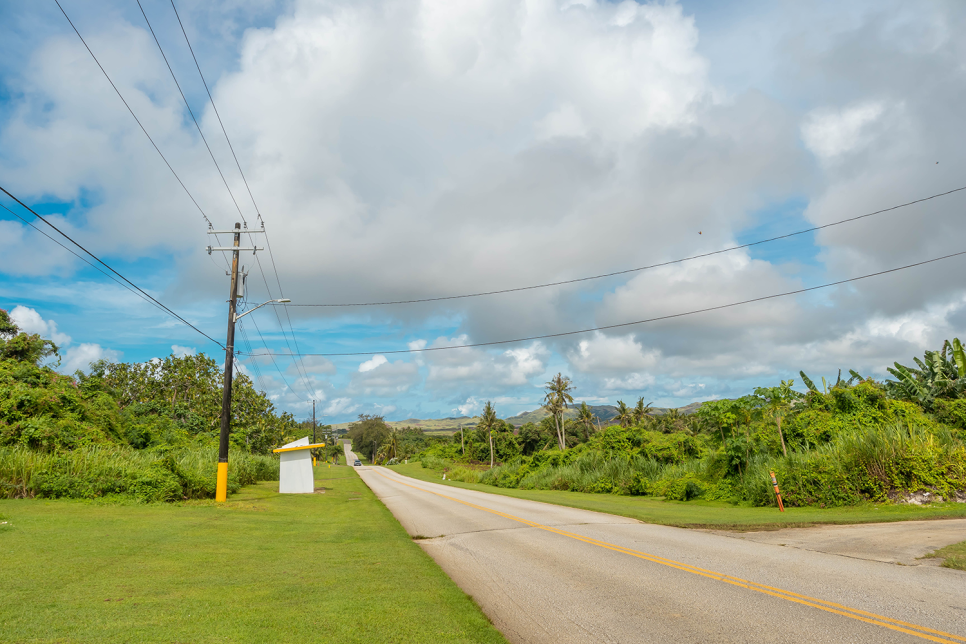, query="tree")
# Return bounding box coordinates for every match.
[753,379,801,457]
[543,373,574,450]
[695,400,738,443]
[885,338,966,408]
[0,309,59,366]
[576,402,597,441]
[633,397,652,425]
[478,402,498,467]
[614,400,633,428]
[347,414,390,462]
